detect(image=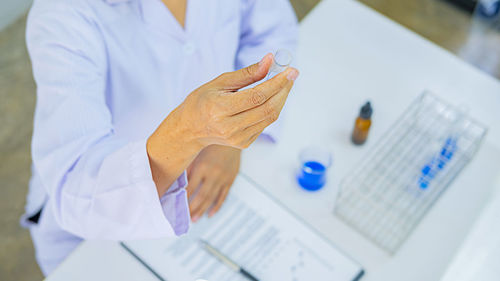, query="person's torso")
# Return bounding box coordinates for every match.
[24,0,243,221]
[97,0,242,140]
